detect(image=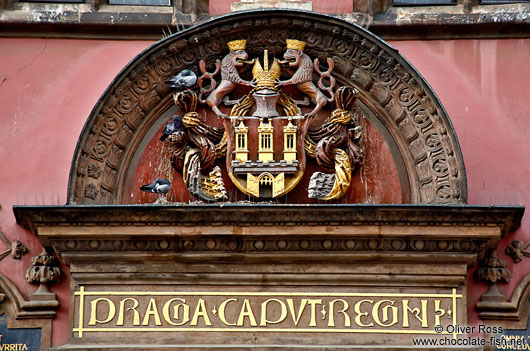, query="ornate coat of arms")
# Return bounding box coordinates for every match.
[160,39,363,202]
